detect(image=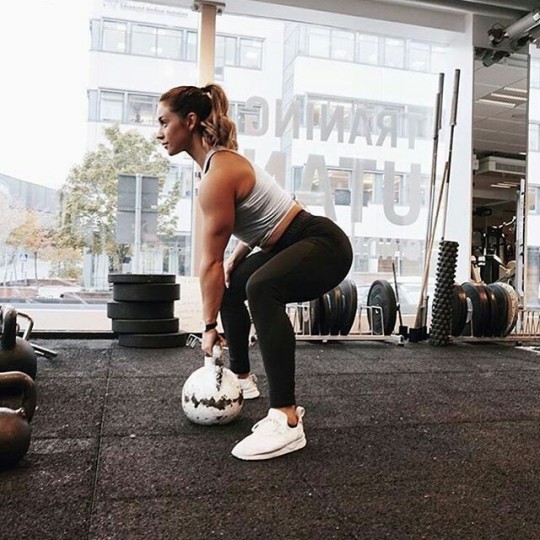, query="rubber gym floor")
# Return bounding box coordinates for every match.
[2,337,540,539]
